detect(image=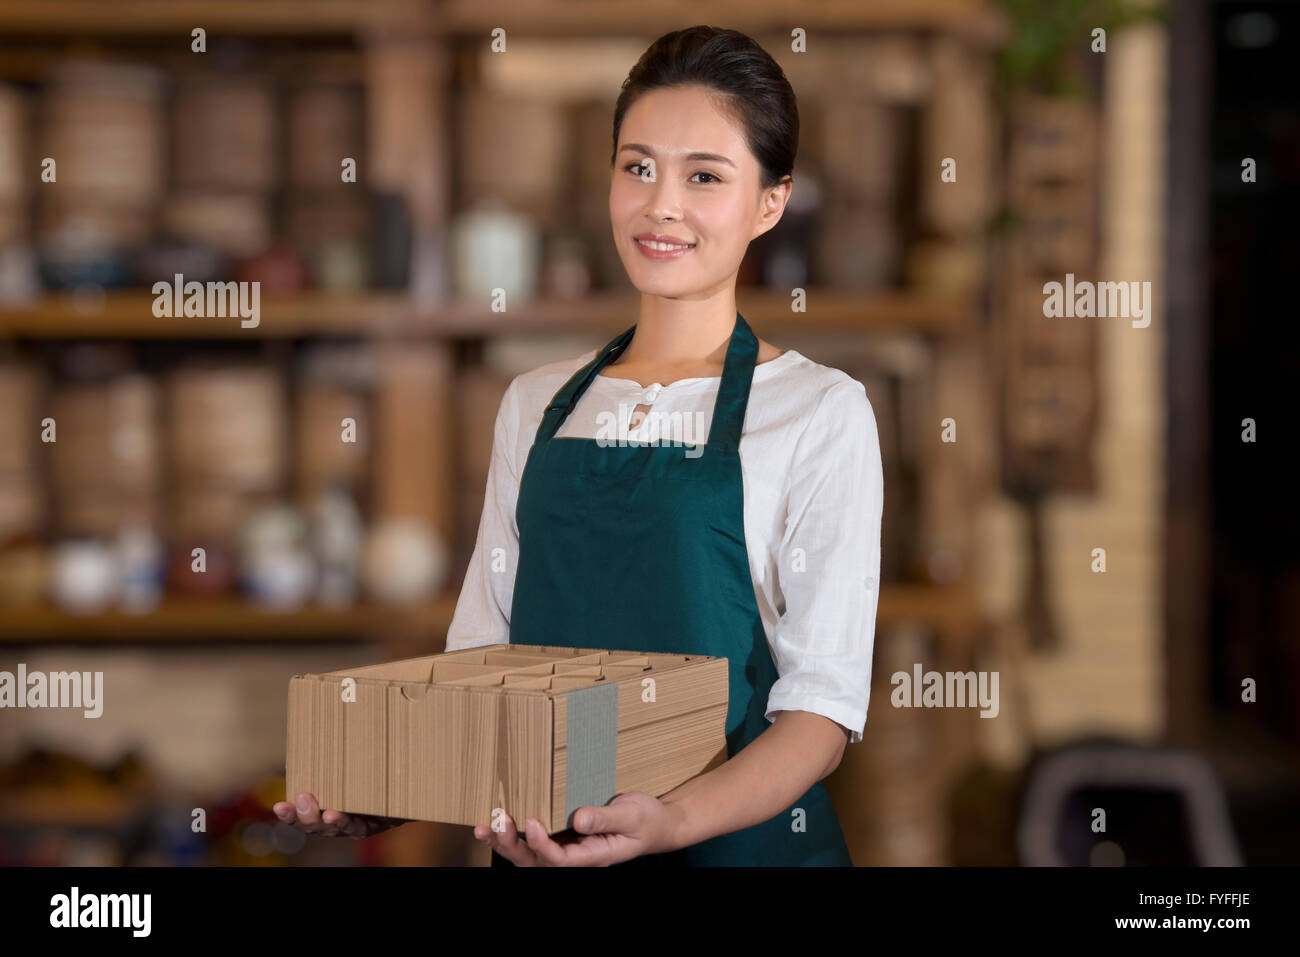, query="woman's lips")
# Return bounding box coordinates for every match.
[634,237,696,261]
